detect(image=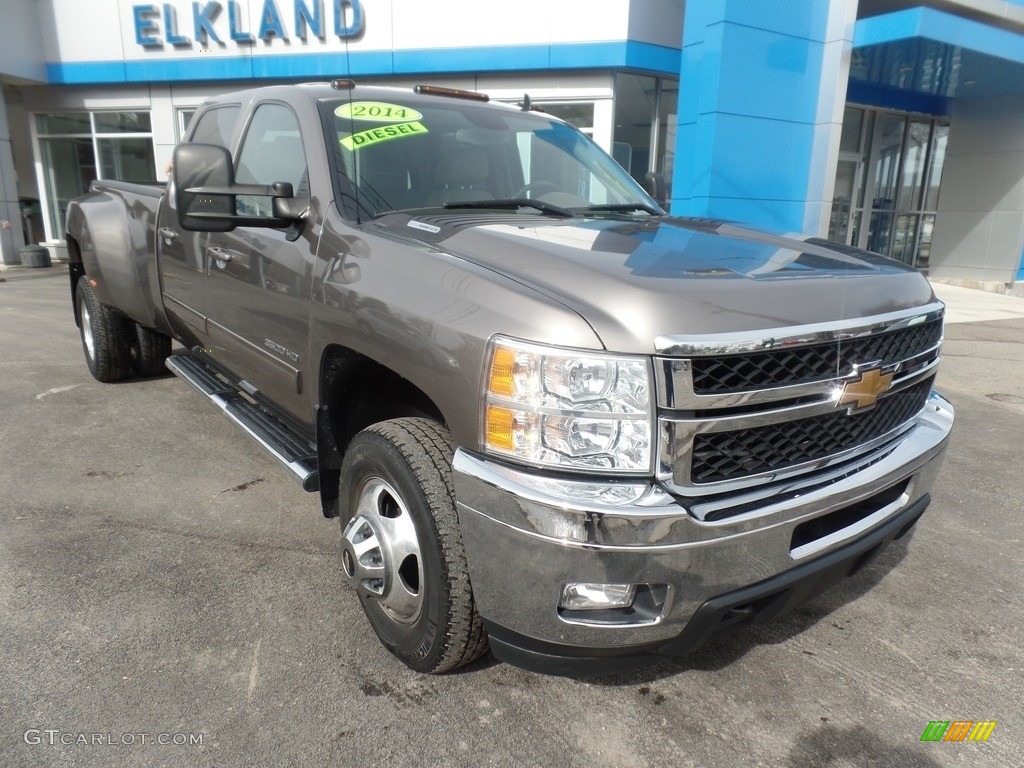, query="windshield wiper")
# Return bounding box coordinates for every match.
[442,199,574,217]
[582,203,663,216]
